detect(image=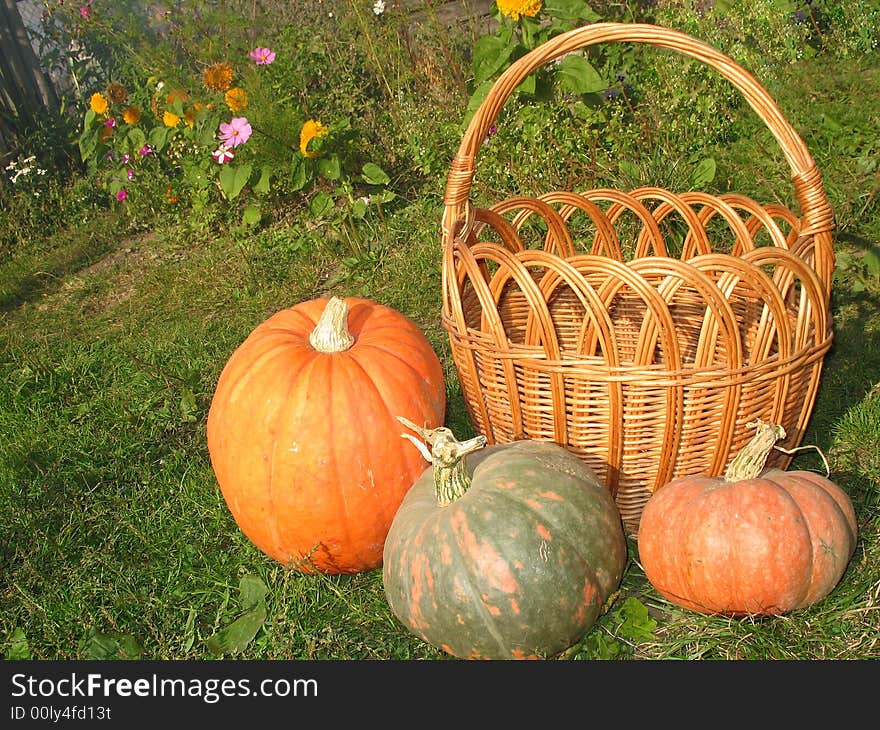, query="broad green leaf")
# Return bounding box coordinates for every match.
[544,0,602,22]
[472,35,517,86]
[127,126,146,152]
[556,54,606,95]
[78,129,99,162]
[5,627,32,660]
[692,157,717,188]
[864,246,880,280]
[205,602,267,656]
[309,191,335,218]
[372,189,396,204]
[81,629,144,660]
[238,574,268,610]
[290,155,309,191]
[242,203,262,227]
[515,74,536,96]
[148,125,170,151]
[351,198,368,219]
[317,155,341,181]
[462,79,495,129]
[178,388,197,422]
[362,162,390,186]
[83,108,96,130]
[613,597,657,644]
[219,162,253,200]
[253,166,272,195]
